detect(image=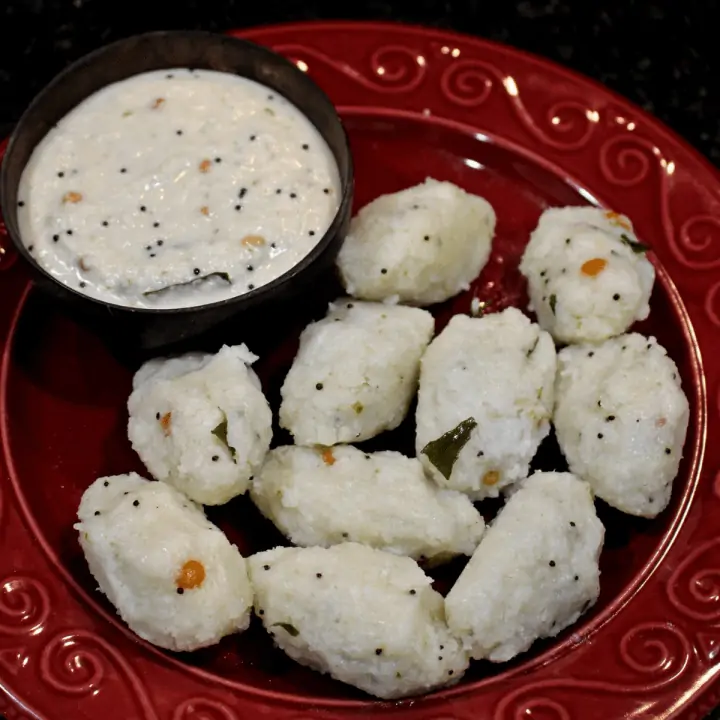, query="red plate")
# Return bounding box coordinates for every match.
[1,20,719,720]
